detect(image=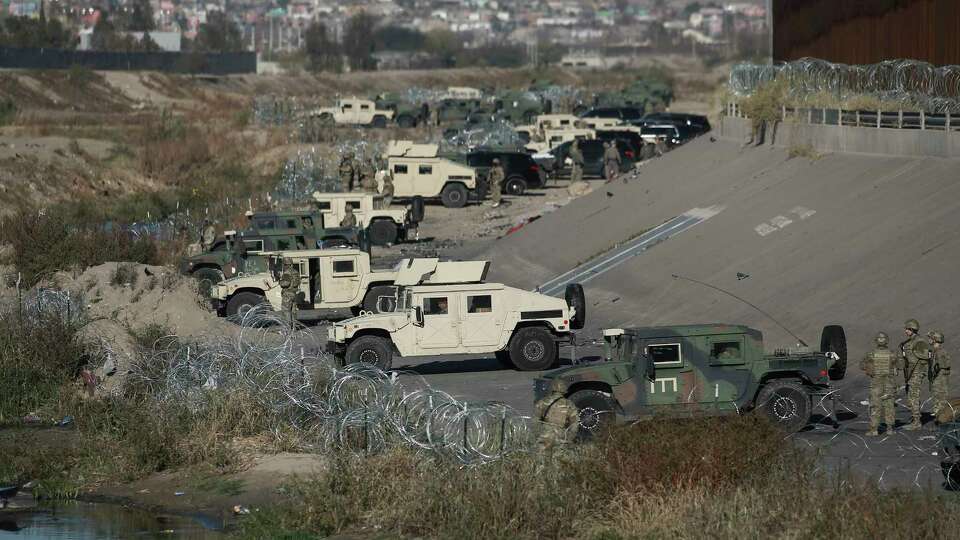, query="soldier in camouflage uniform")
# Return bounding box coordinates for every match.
[487,158,505,208]
[339,152,356,192]
[602,141,621,183]
[901,318,932,430]
[380,169,395,206]
[928,330,951,421]
[278,261,301,329]
[340,207,357,228]
[359,158,378,193]
[861,332,899,436]
[569,139,584,184]
[534,379,580,449]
